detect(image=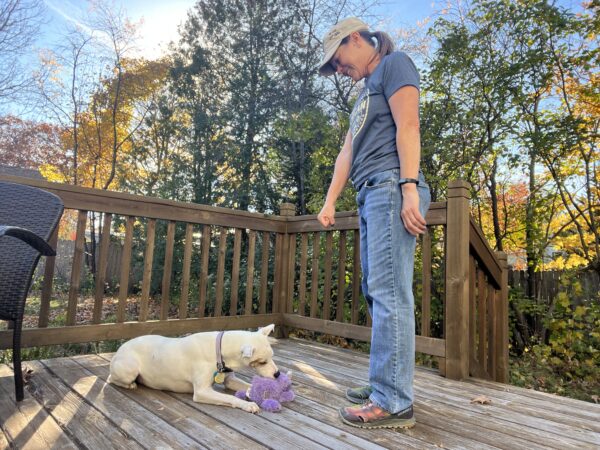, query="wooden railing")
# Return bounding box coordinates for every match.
[0,175,508,382]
